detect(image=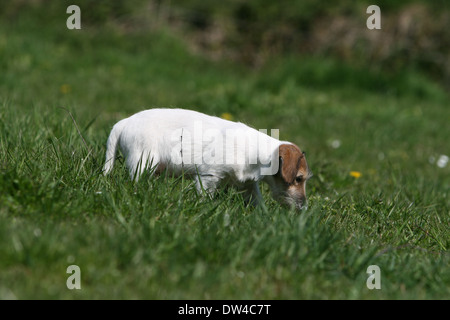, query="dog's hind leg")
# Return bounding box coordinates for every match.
[194,174,220,197]
[127,151,158,182]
